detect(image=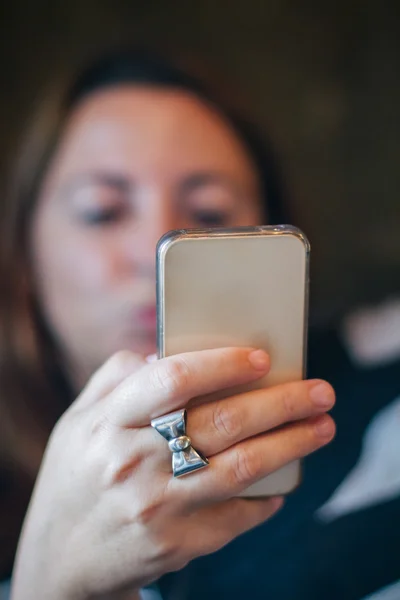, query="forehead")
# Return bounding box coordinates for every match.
[51,86,258,182]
